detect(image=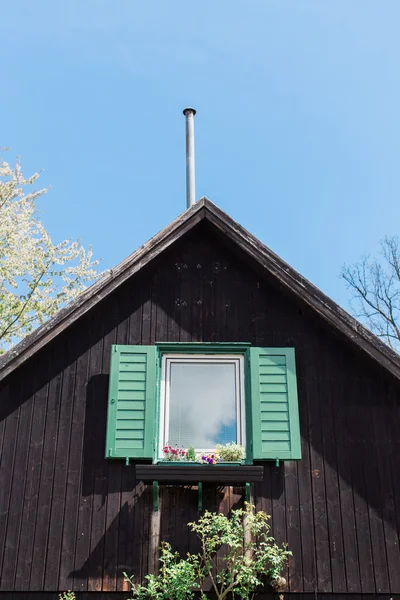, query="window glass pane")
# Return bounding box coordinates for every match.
[168,361,237,450]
